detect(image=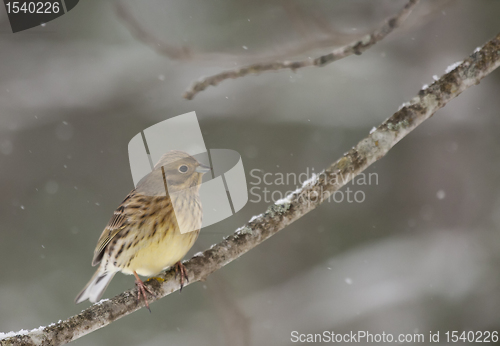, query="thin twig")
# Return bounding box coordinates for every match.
[280,0,314,41]
[115,1,192,60]
[114,0,401,67]
[205,273,251,346]
[2,33,500,346]
[183,0,420,99]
